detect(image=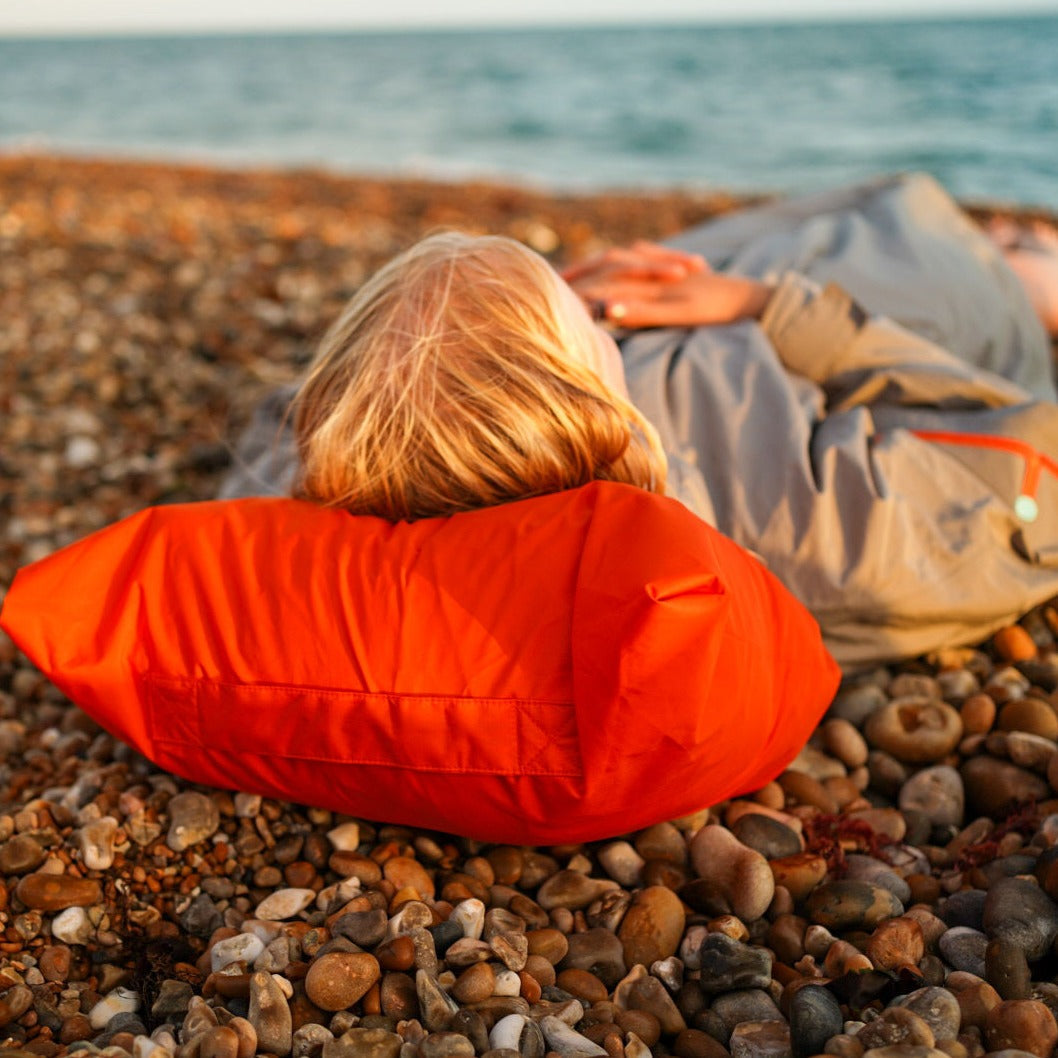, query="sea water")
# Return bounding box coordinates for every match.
[1,15,1056,207]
